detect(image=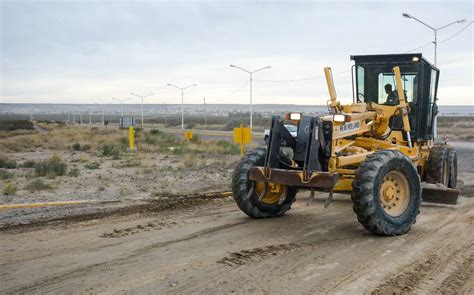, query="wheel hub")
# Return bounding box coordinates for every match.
[380,171,410,217]
[383,185,396,201]
[255,181,285,204]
